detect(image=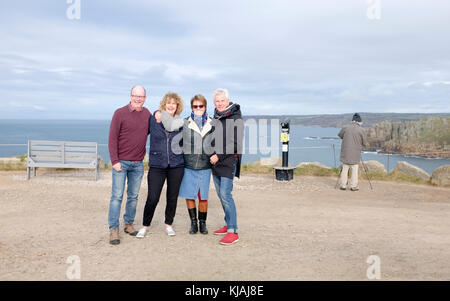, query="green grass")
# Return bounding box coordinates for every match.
[240,162,275,174]
[240,162,433,185]
[240,162,340,177]
[356,170,430,185]
[384,169,431,185]
[0,156,434,186]
[294,165,340,177]
[0,162,26,171]
[0,154,27,170]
